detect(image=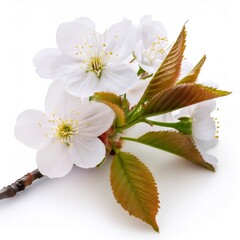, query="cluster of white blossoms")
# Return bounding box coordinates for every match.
[15,16,218,178]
